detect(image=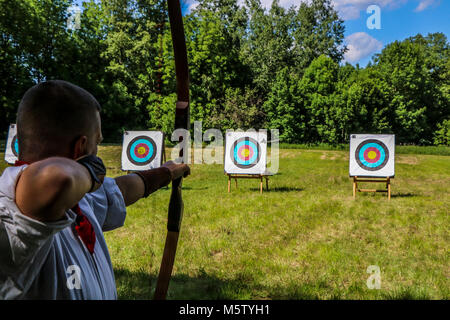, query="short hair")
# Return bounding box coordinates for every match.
[17,80,101,161]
